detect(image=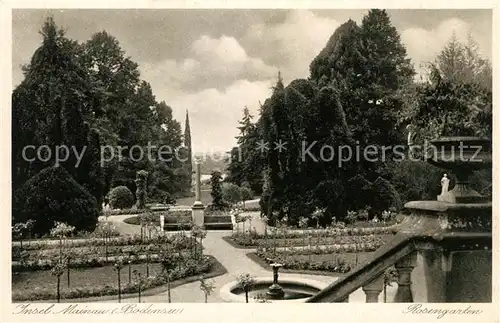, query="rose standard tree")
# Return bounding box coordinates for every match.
[199,275,216,303]
[236,273,256,303]
[114,258,124,303]
[159,245,183,303]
